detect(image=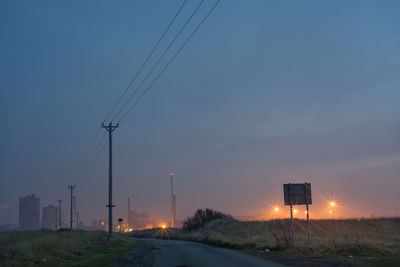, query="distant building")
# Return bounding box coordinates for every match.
[85,218,106,231]
[127,198,151,229]
[42,205,58,230]
[19,194,40,230]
